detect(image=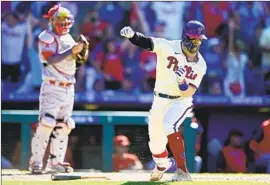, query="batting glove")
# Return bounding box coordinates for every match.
[175,66,186,83]
[120,26,135,39]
